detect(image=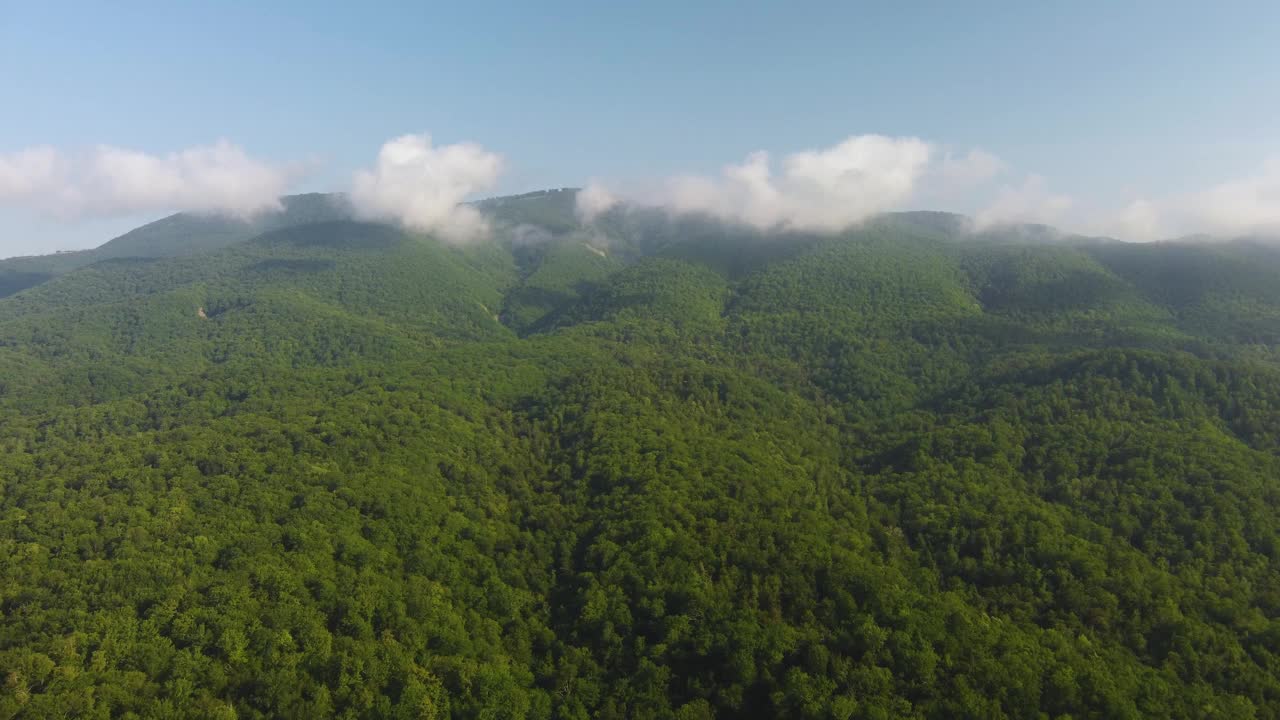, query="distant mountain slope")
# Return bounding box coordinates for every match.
[0,220,518,409]
[97,193,351,259]
[0,193,351,298]
[476,187,580,234]
[502,238,621,332]
[1087,240,1280,344]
